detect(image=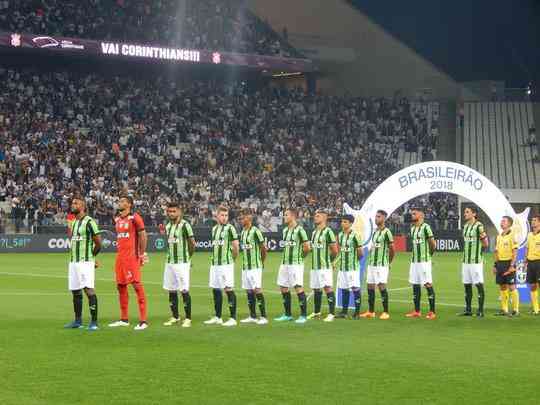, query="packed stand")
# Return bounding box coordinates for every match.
[385,194,459,235]
[0,66,448,233]
[0,0,297,57]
